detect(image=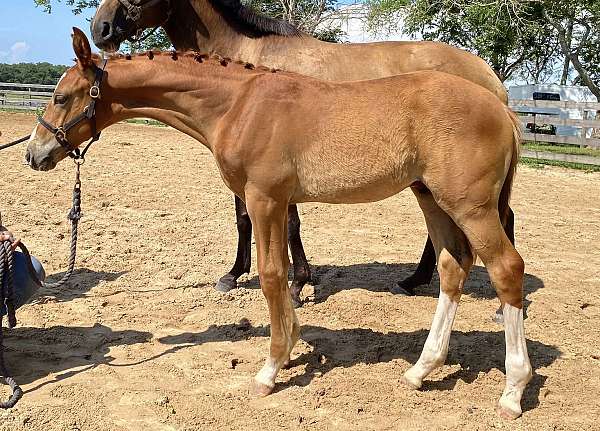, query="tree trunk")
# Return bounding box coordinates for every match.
[560,20,573,85]
[548,16,600,99]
